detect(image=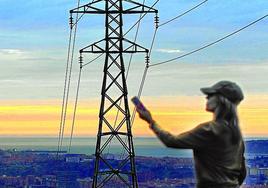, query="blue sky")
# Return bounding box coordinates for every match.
[0,0,267,99]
